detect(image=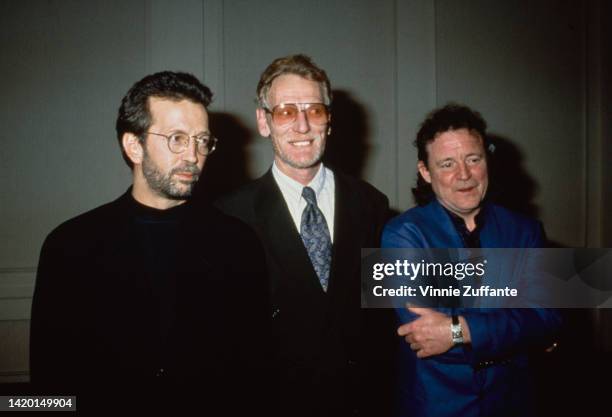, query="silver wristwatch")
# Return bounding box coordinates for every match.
[451,314,464,345]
